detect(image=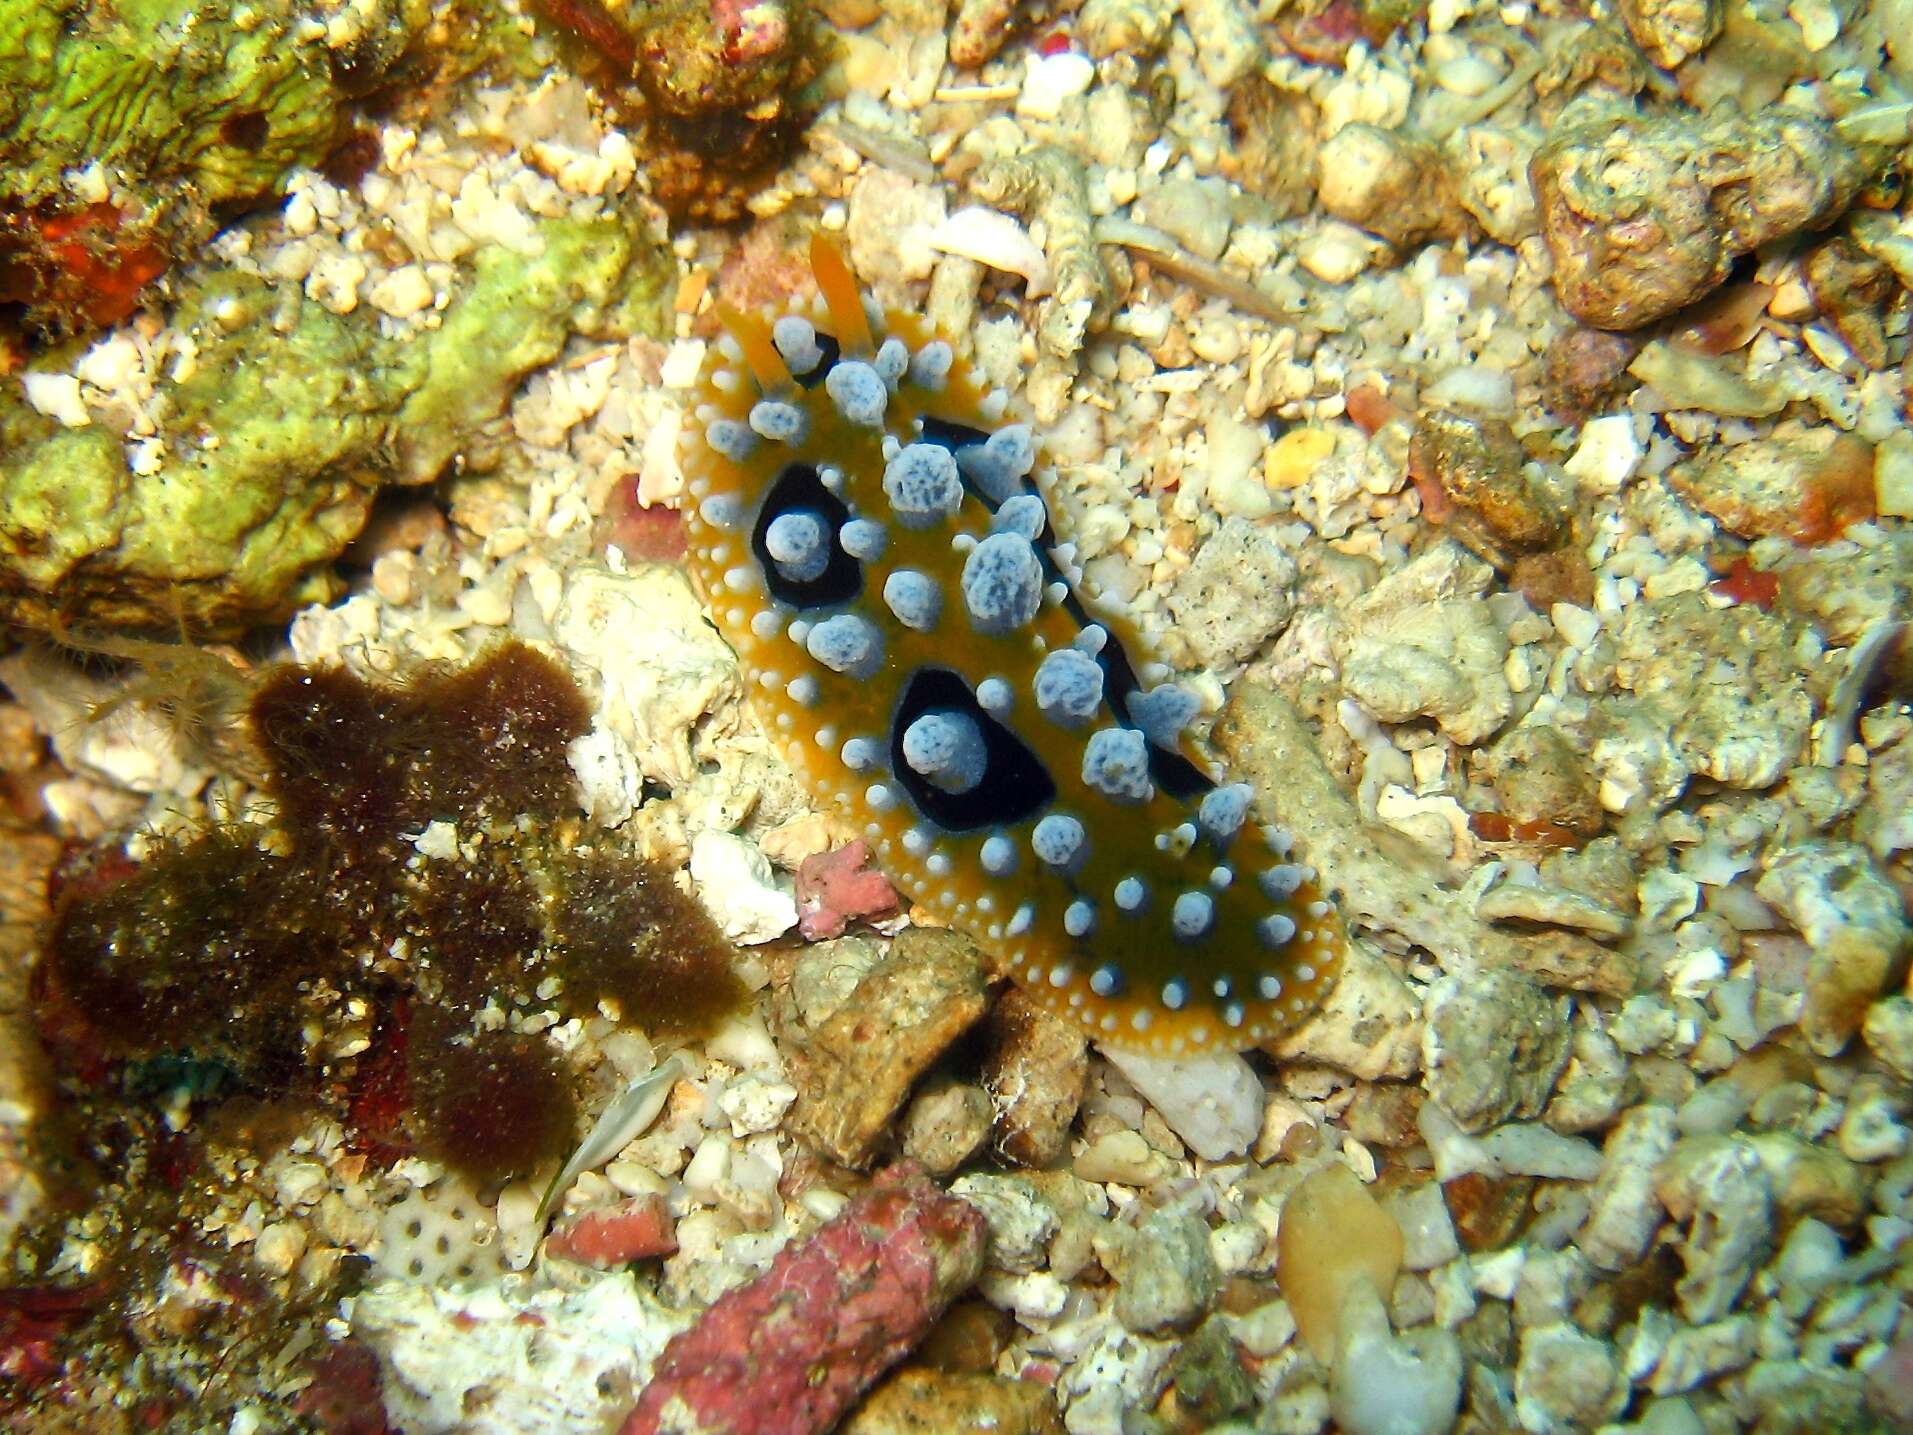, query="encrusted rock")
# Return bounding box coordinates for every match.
[1530,103,1884,329]
[843,1369,1064,1435]
[777,928,992,1167]
[1668,426,1876,544]
[1476,880,1631,940]
[1802,232,1896,371]
[1754,842,1911,1056]
[1515,1322,1628,1431]
[1578,1106,1678,1271]
[969,147,1118,371]
[1742,1132,1869,1229]
[1338,548,1514,746]
[553,563,743,796]
[1222,79,1320,220]
[1164,1315,1257,1427]
[1102,1047,1264,1160]
[1601,591,1816,802]
[1217,682,1628,1000]
[1271,941,1422,1081]
[1316,125,1467,250]
[547,1194,679,1268]
[899,1077,994,1177]
[1132,176,1235,263]
[1543,328,1643,421]
[1645,1315,1755,1395]
[1408,411,1568,574]
[1773,530,1913,648]
[1421,970,1573,1133]
[1480,723,1605,838]
[951,1173,1059,1275]
[1077,0,1175,58]
[1381,1179,1463,1272]
[624,1165,986,1434]
[981,987,1088,1169]
[1669,1138,1771,1323]
[1616,0,1722,68]
[1863,995,1913,1083]
[1181,0,1261,88]
[1663,1130,1869,1232]
[1101,1205,1221,1334]
[1166,516,1299,669]
[1544,1019,1634,1133]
